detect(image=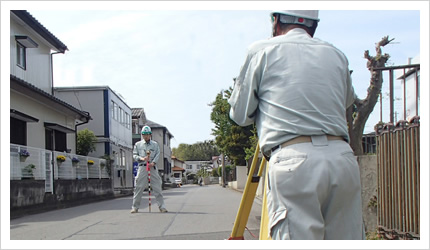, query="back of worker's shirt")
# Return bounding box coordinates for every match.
[229,28,356,154]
